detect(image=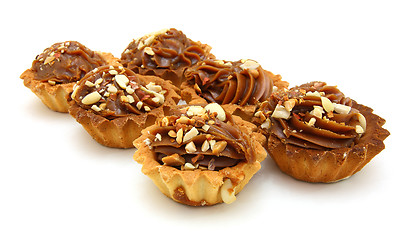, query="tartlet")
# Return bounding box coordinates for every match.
[20,41,116,112]
[253,81,389,182]
[183,58,288,121]
[69,65,181,148]
[133,103,267,206]
[120,28,214,87]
